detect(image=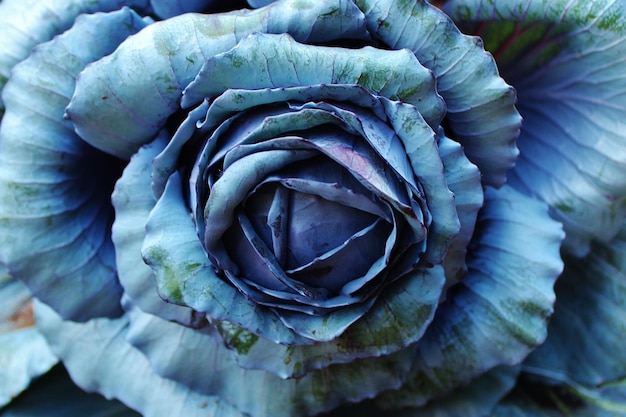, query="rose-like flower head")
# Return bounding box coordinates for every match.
[136,33,465,342]
[0,0,569,416]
